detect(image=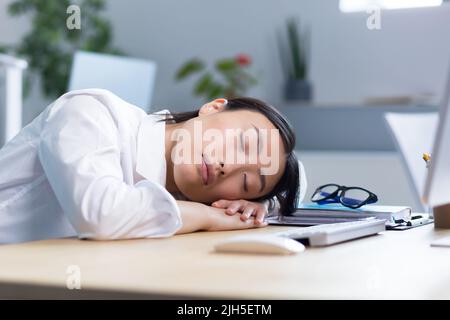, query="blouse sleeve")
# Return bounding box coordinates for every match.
[38,95,182,240]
